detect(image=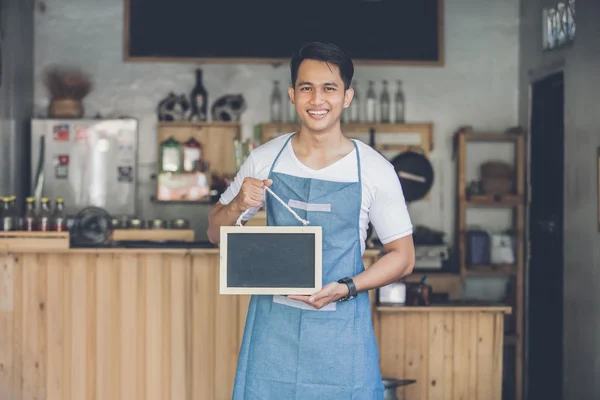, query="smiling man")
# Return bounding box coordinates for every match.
[207,42,415,400]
